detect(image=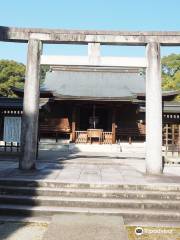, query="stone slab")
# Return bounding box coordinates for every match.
[43,214,128,240]
[1,26,180,45]
[1,152,180,184]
